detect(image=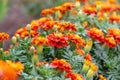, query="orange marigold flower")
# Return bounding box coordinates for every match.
[85,53,92,61]
[0,60,24,80]
[42,21,58,30]
[31,17,51,30]
[50,58,72,73]
[100,4,112,12]
[57,22,76,32]
[55,6,66,14]
[15,27,38,38]
[98,74,106,80]
[0,32,9,42]
[107,28,120,44]
[36,61,48,66]
[109,13,120,23]
[87,27,104,42]
[76,48,85,55]
[65,72,84,80]
[66,33,85,48]
[31,36,48,45]
[47,33,68,48]
[40,8,54,16]
[104,36,116,48]
[83,5,97,15]
[62,2,75,10]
